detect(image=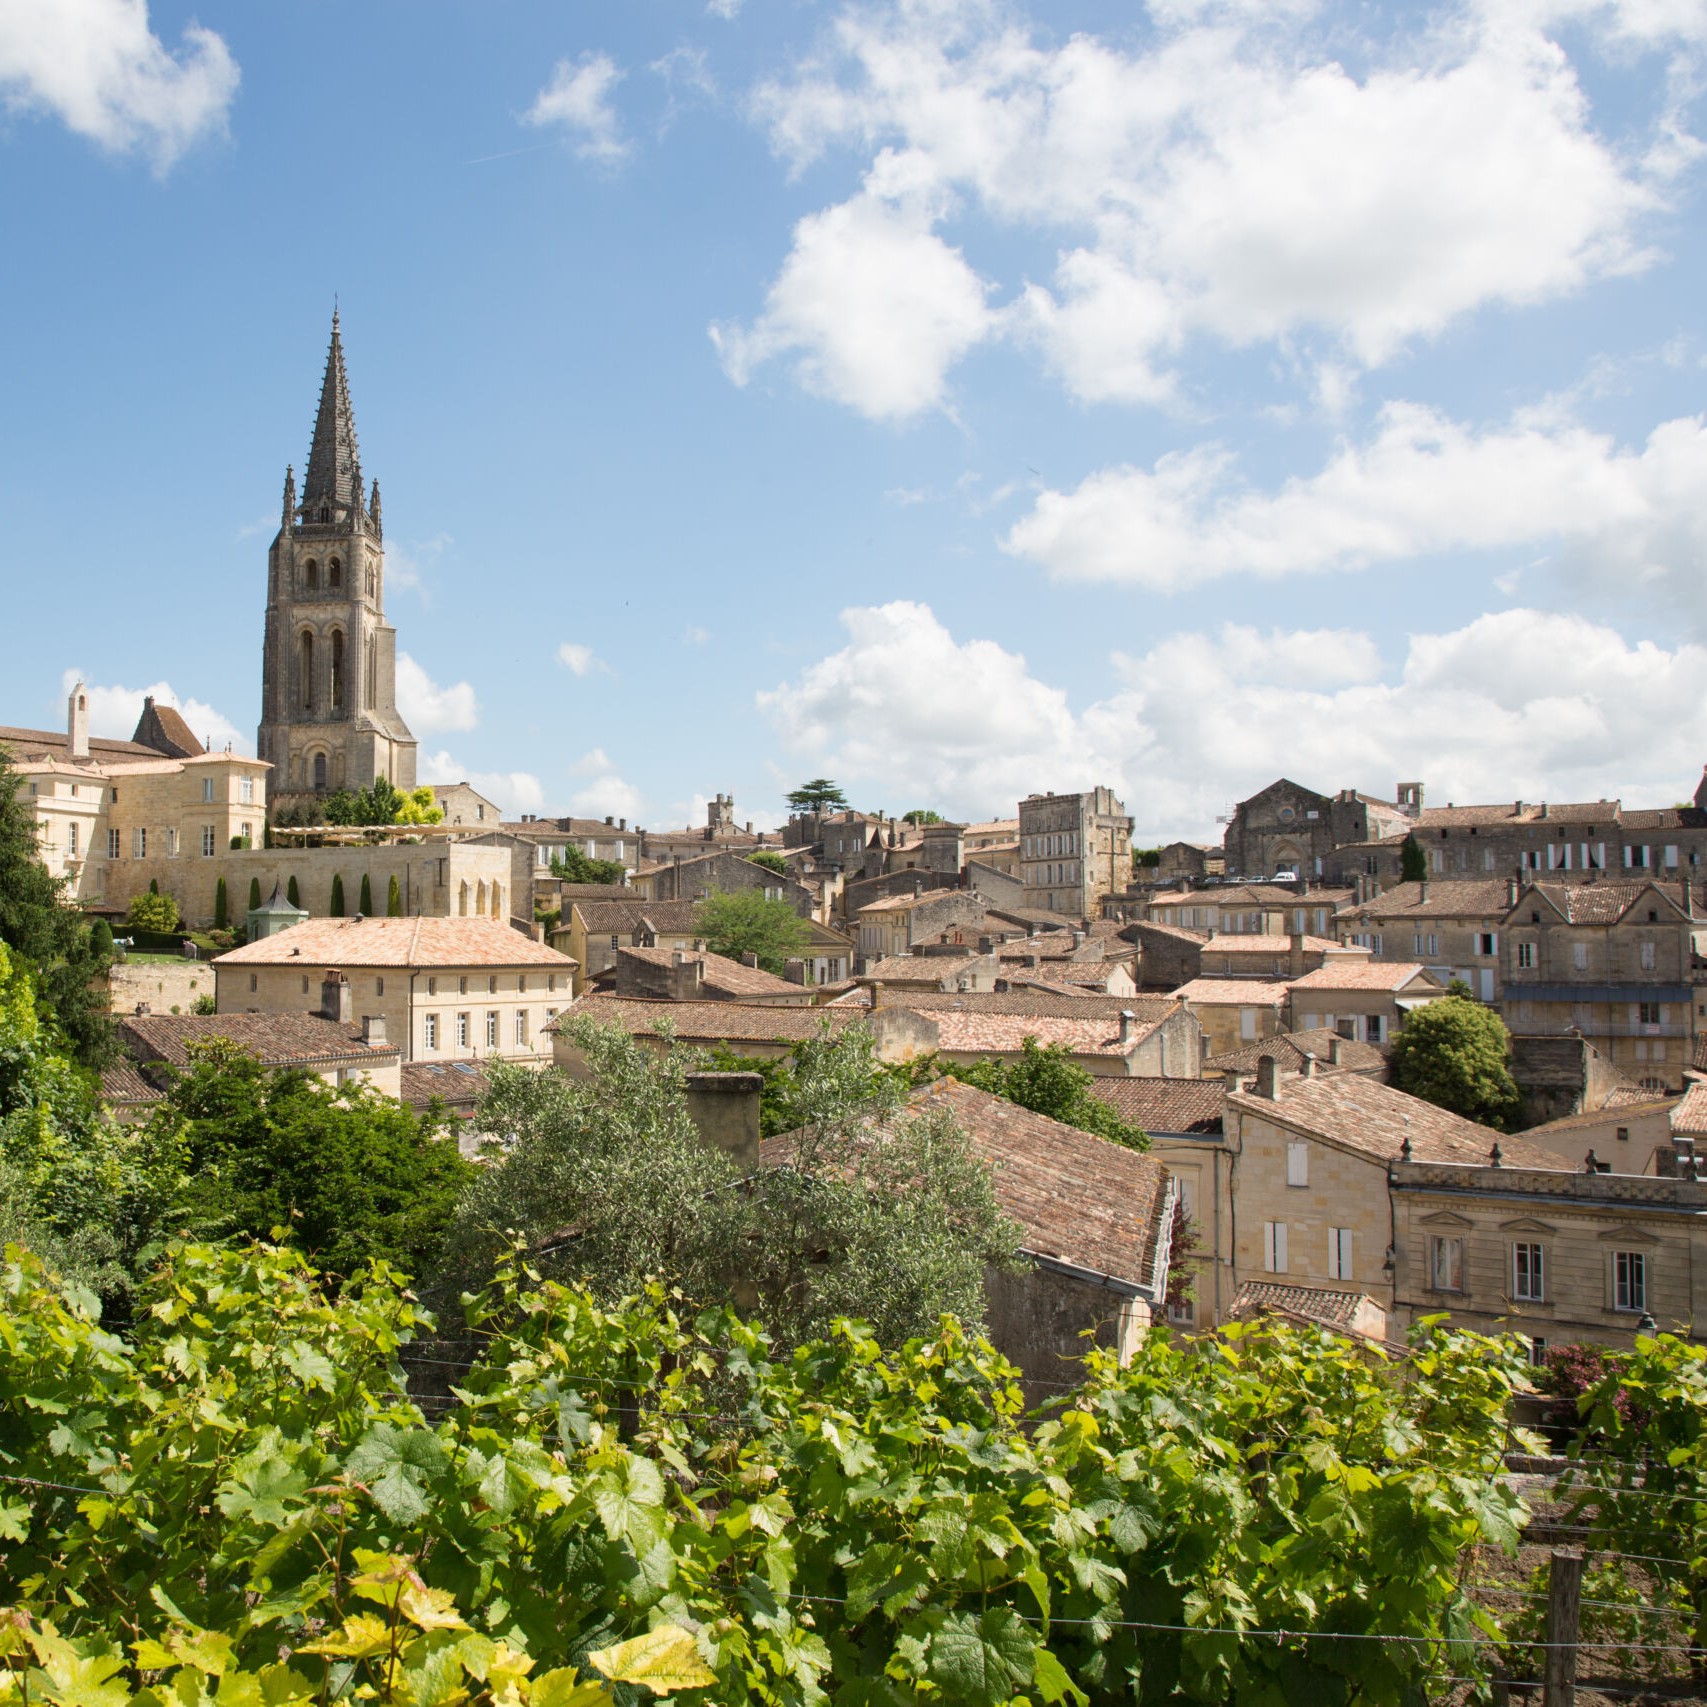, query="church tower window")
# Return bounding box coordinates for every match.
[313,752,328,792]
[330,630,344,710]
[329,557,342,591]
[299,631,314,710]
[366,635,378,709]
[304,559,318,592]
